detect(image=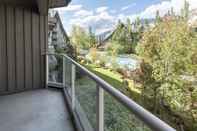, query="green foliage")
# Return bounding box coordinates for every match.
[107,18,142,54]
[181,0,190,20]
[75,74,150,131]
[155,10,162,24]
[71,25,96,50]
[137,17,197,130]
